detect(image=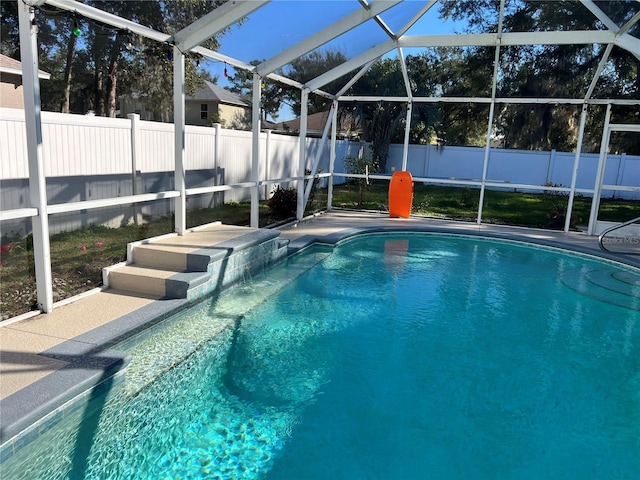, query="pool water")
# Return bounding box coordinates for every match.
[3,233,640,479]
